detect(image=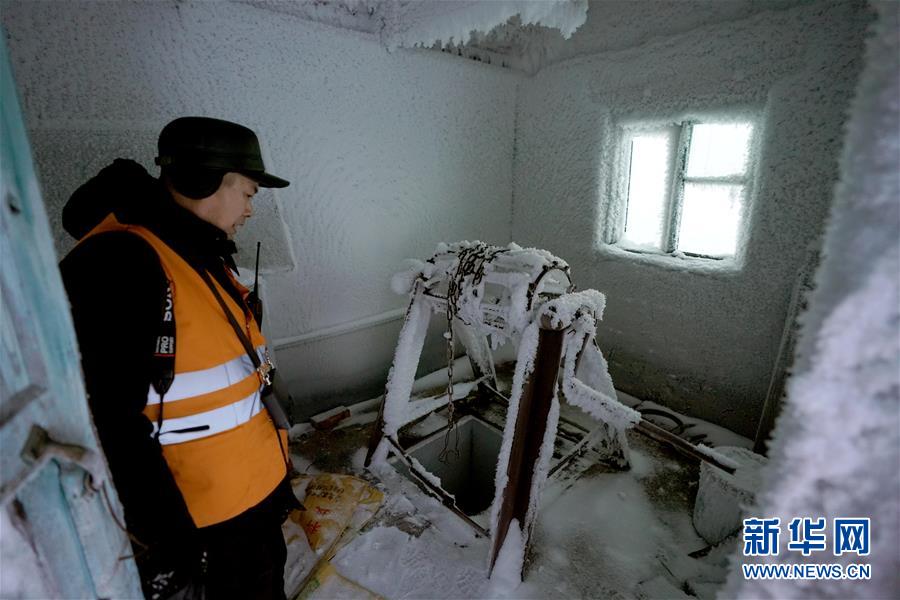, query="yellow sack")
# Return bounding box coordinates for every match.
[289,474,384,557]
